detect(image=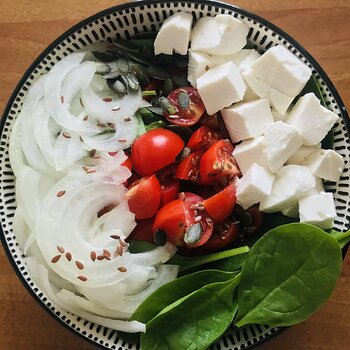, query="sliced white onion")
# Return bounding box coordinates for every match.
[81,84,143,123]
[44,54,98,133]
[25,257,145,333]
[13,206,30,251]
[9,117,27,176]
